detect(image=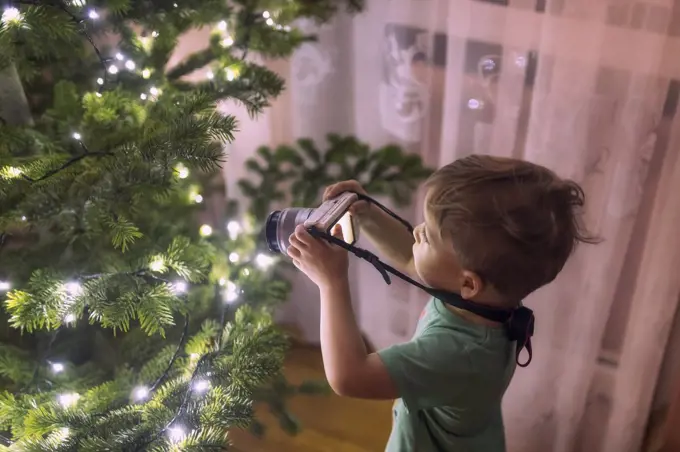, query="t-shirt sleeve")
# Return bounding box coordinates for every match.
[377,327,470,408]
